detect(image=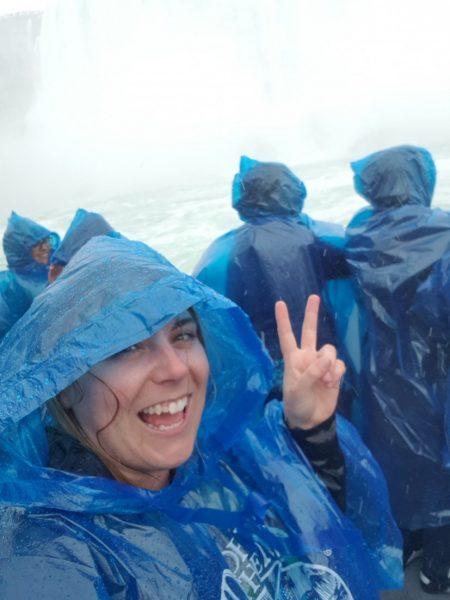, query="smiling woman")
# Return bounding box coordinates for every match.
[50,311,209,490]
[0,236,402,599]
